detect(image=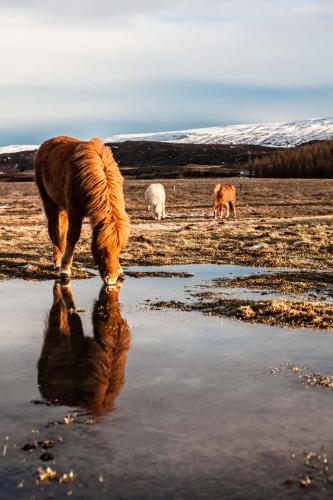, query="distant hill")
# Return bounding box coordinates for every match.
[105,118,333,148]
[0,141,278,180]
[1,117,332,180]
[105,141,277,178]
